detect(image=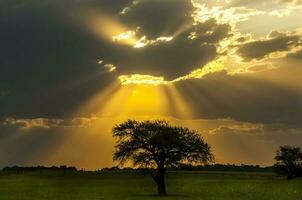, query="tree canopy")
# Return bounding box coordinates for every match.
[275,145,302,179]
[113,120,213,168]
[112,120,214,195]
